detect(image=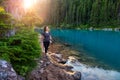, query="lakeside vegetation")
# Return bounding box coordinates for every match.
[0,1,41,77]
[0,28,41,76]
[43,0,120,29]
